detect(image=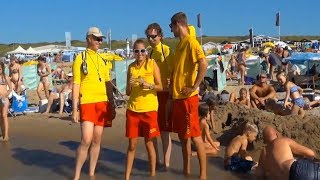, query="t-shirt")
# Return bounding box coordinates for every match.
[73,48,111,104]
[172,35,206,99]
[149,42,174,88]
[127,59,158,112]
